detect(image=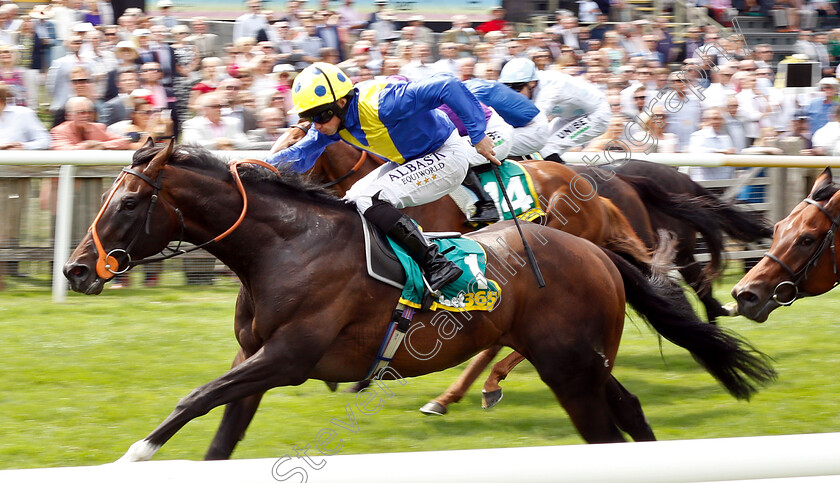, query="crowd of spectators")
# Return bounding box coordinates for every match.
[2,0,840,176]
